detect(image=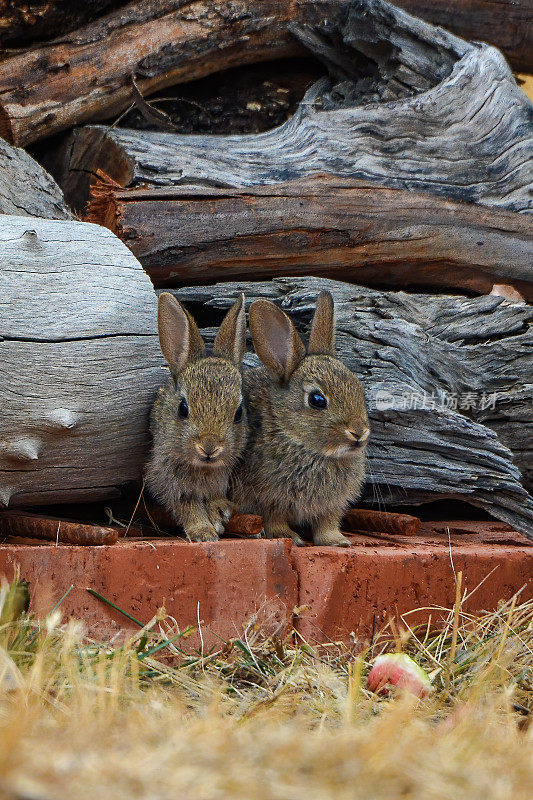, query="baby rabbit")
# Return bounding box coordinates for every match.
[233,290,369,547]
[146,292,247,542]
